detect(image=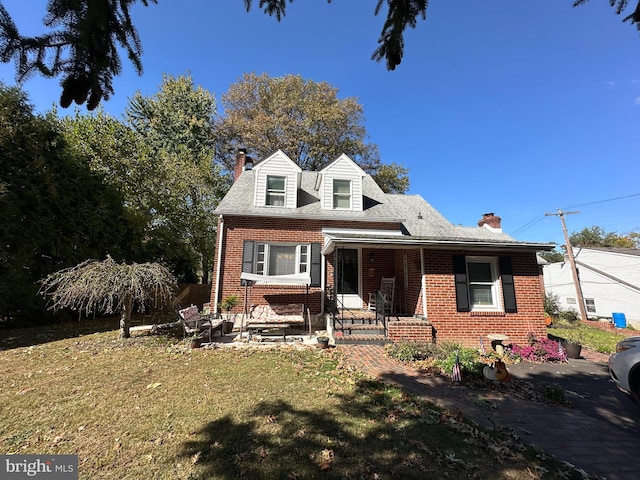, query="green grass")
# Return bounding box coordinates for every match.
[0,326,596,479]
[548,321,629,353]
